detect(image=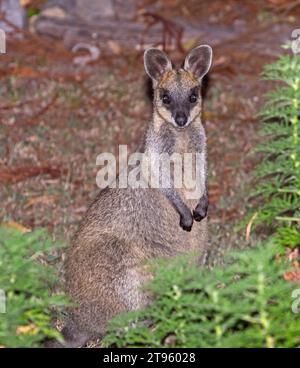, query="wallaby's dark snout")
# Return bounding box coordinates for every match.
[174,111,188,127]
[62,44,212,347]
